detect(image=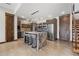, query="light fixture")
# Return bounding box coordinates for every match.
[31,10,39,15]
